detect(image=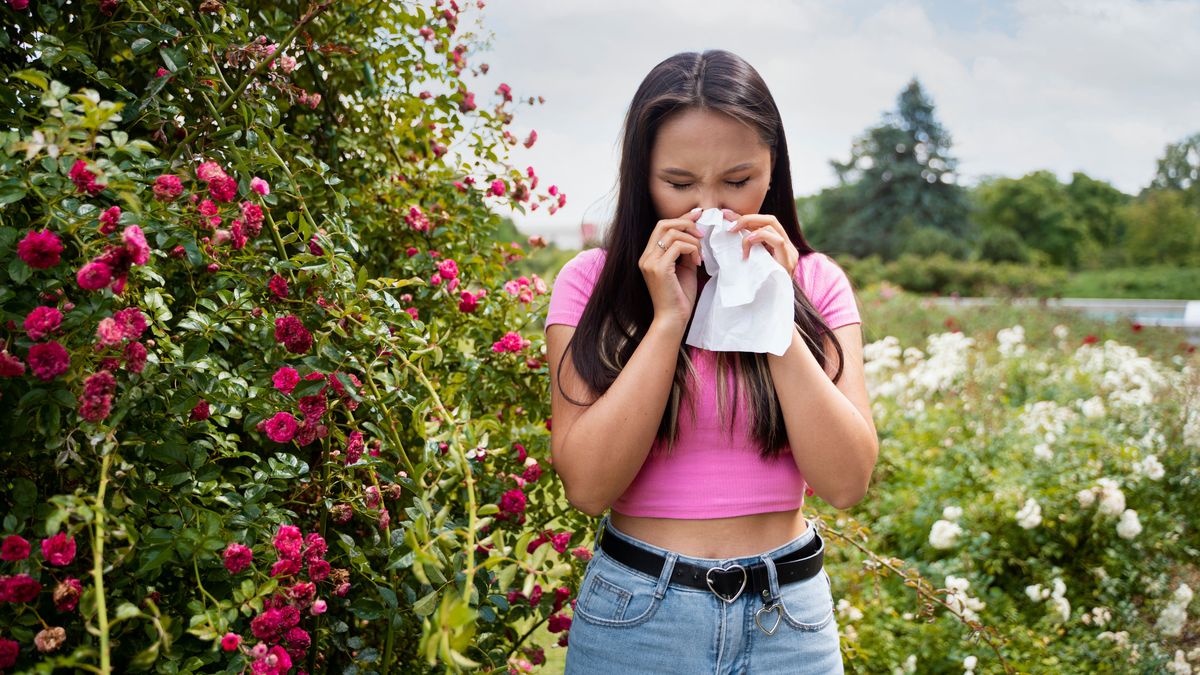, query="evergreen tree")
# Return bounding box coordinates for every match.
[819,77,974,260]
